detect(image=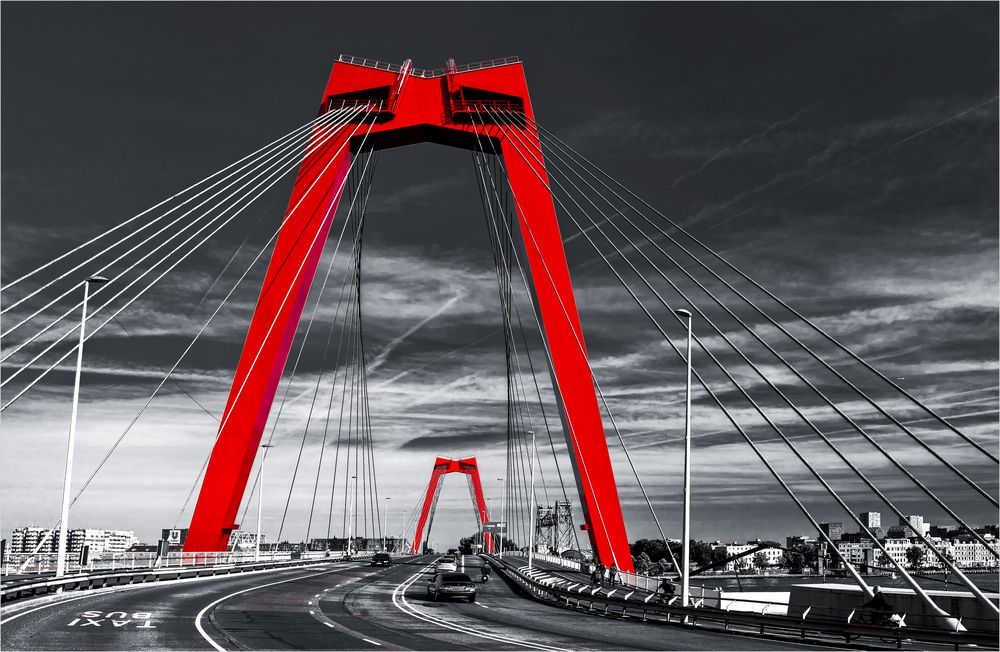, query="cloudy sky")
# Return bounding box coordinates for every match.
[2,3,997,551]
